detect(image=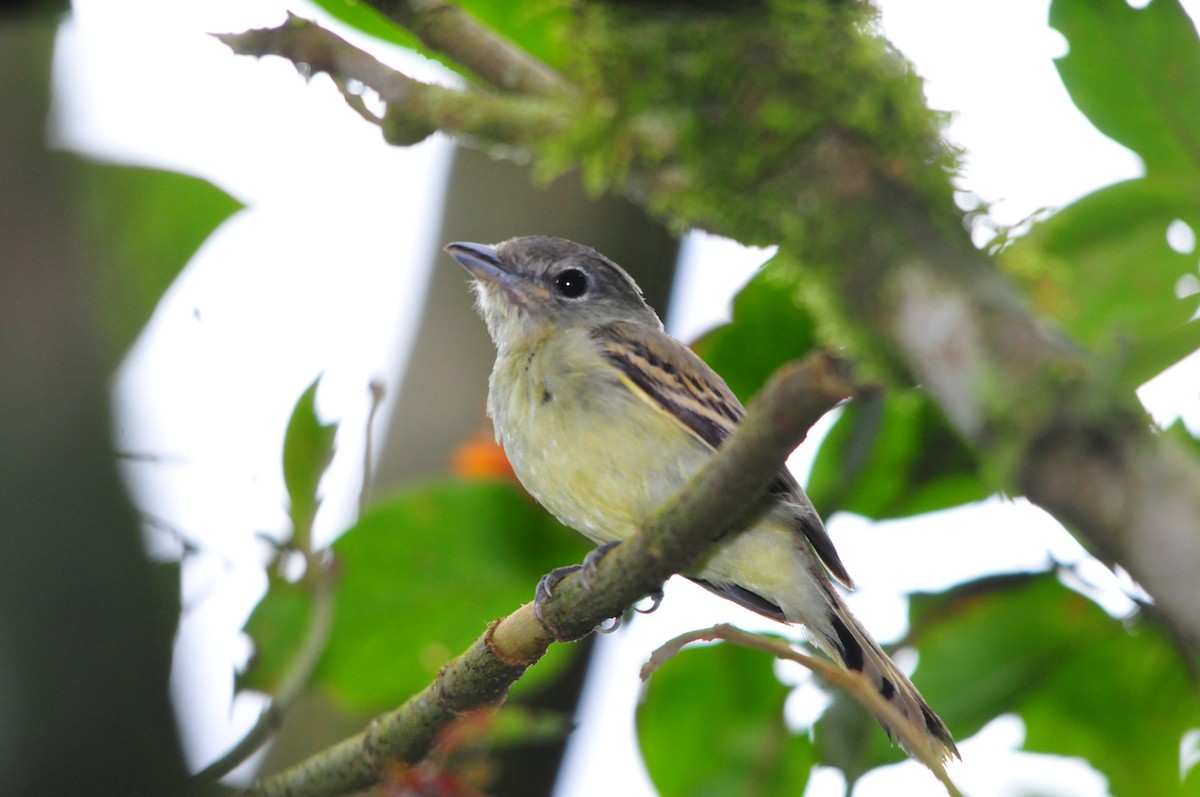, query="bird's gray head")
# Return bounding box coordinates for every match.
[445,236,664,350]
